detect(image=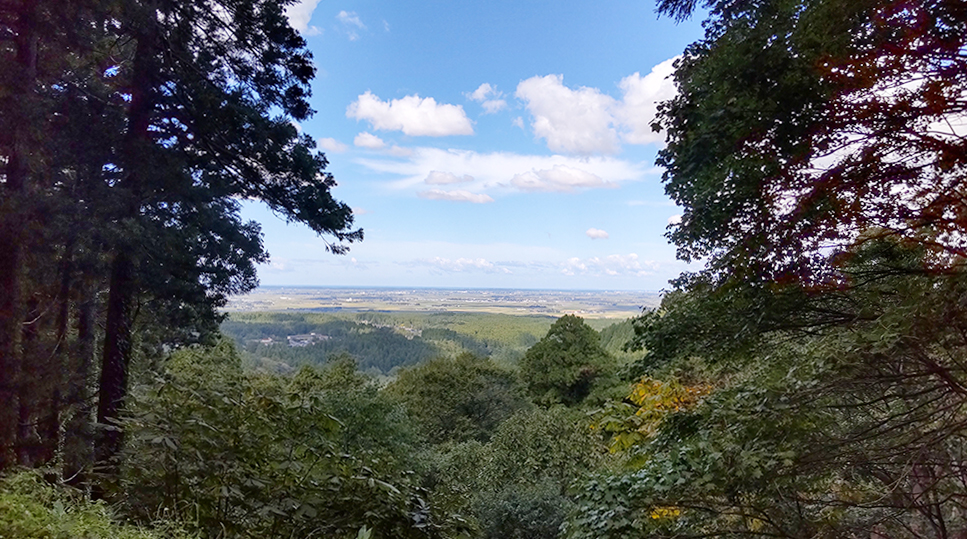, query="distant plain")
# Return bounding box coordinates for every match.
[225,286,662,320]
